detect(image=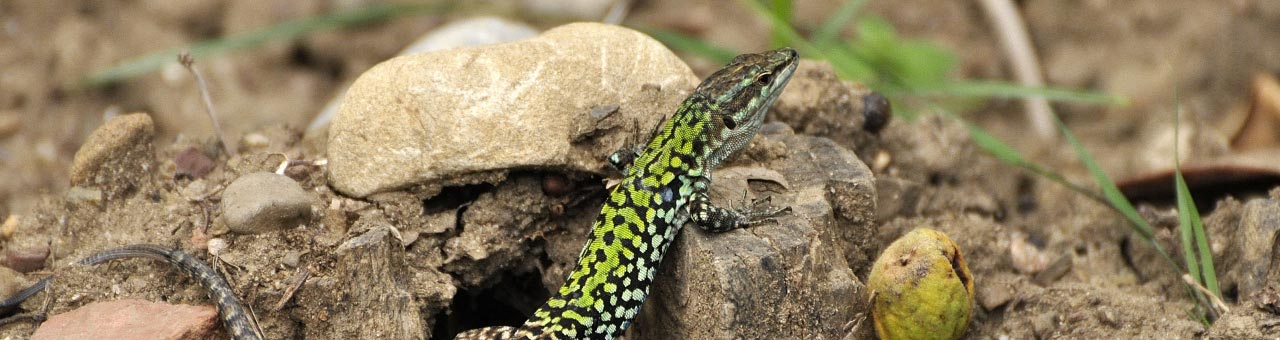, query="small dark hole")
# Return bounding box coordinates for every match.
[433,270,547,339]
[423,183,494,215]
[1016,176,1038,214]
